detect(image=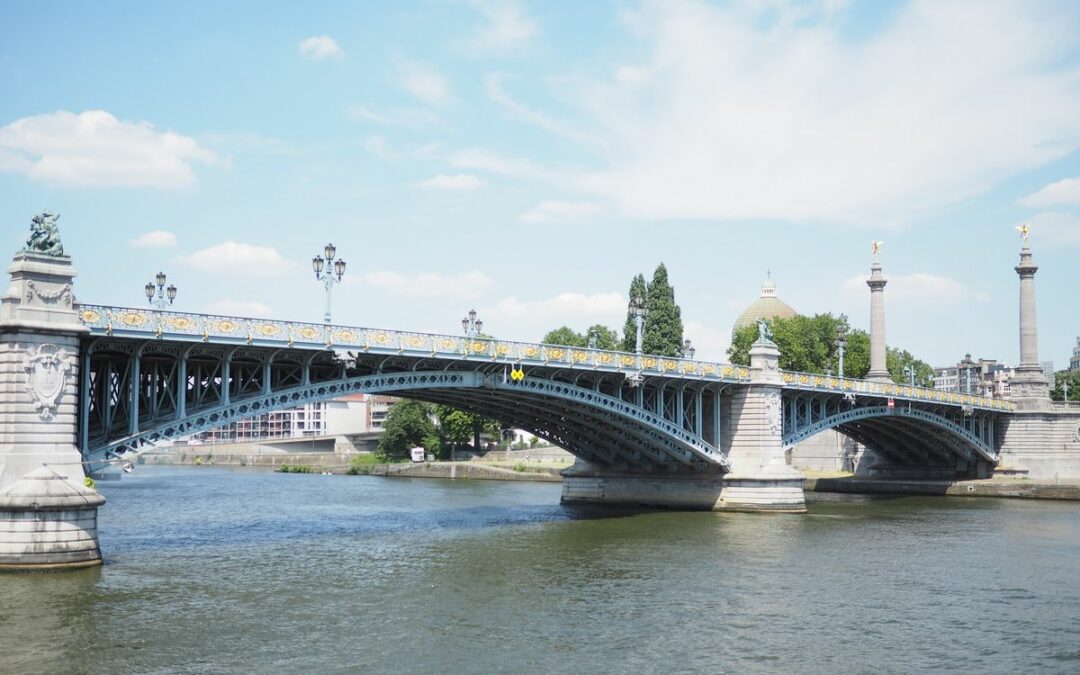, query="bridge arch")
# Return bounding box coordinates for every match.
[782,405,996,465]
[85,371,726,473]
